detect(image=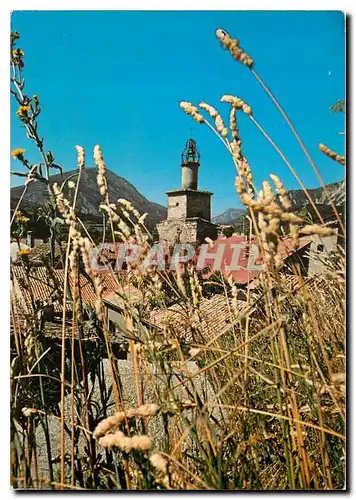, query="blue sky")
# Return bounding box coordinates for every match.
[11,10,345,215]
